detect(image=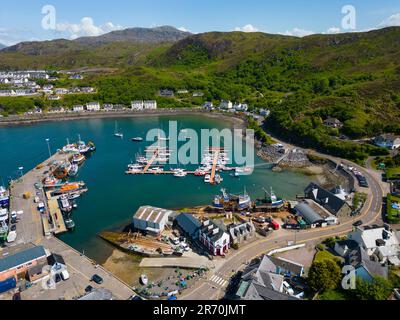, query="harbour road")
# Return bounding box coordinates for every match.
[182,155,385,300]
